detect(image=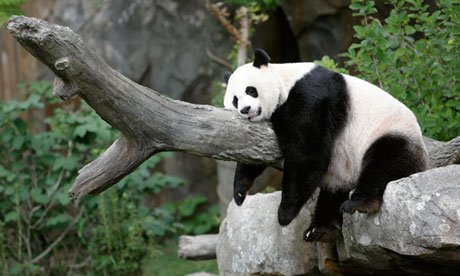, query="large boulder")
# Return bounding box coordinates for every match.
[216,165,460,275]
[341,164,460,274]
[216,191,319,275]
